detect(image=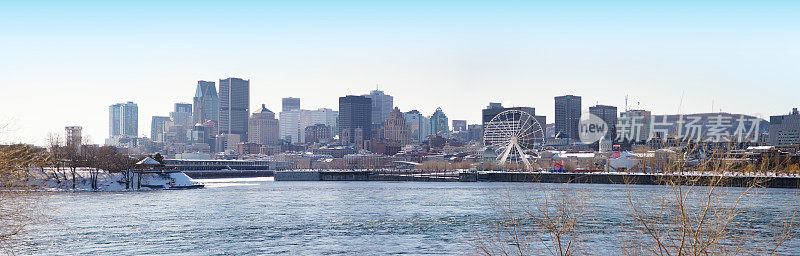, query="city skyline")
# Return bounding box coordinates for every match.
[2,1,799,146]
